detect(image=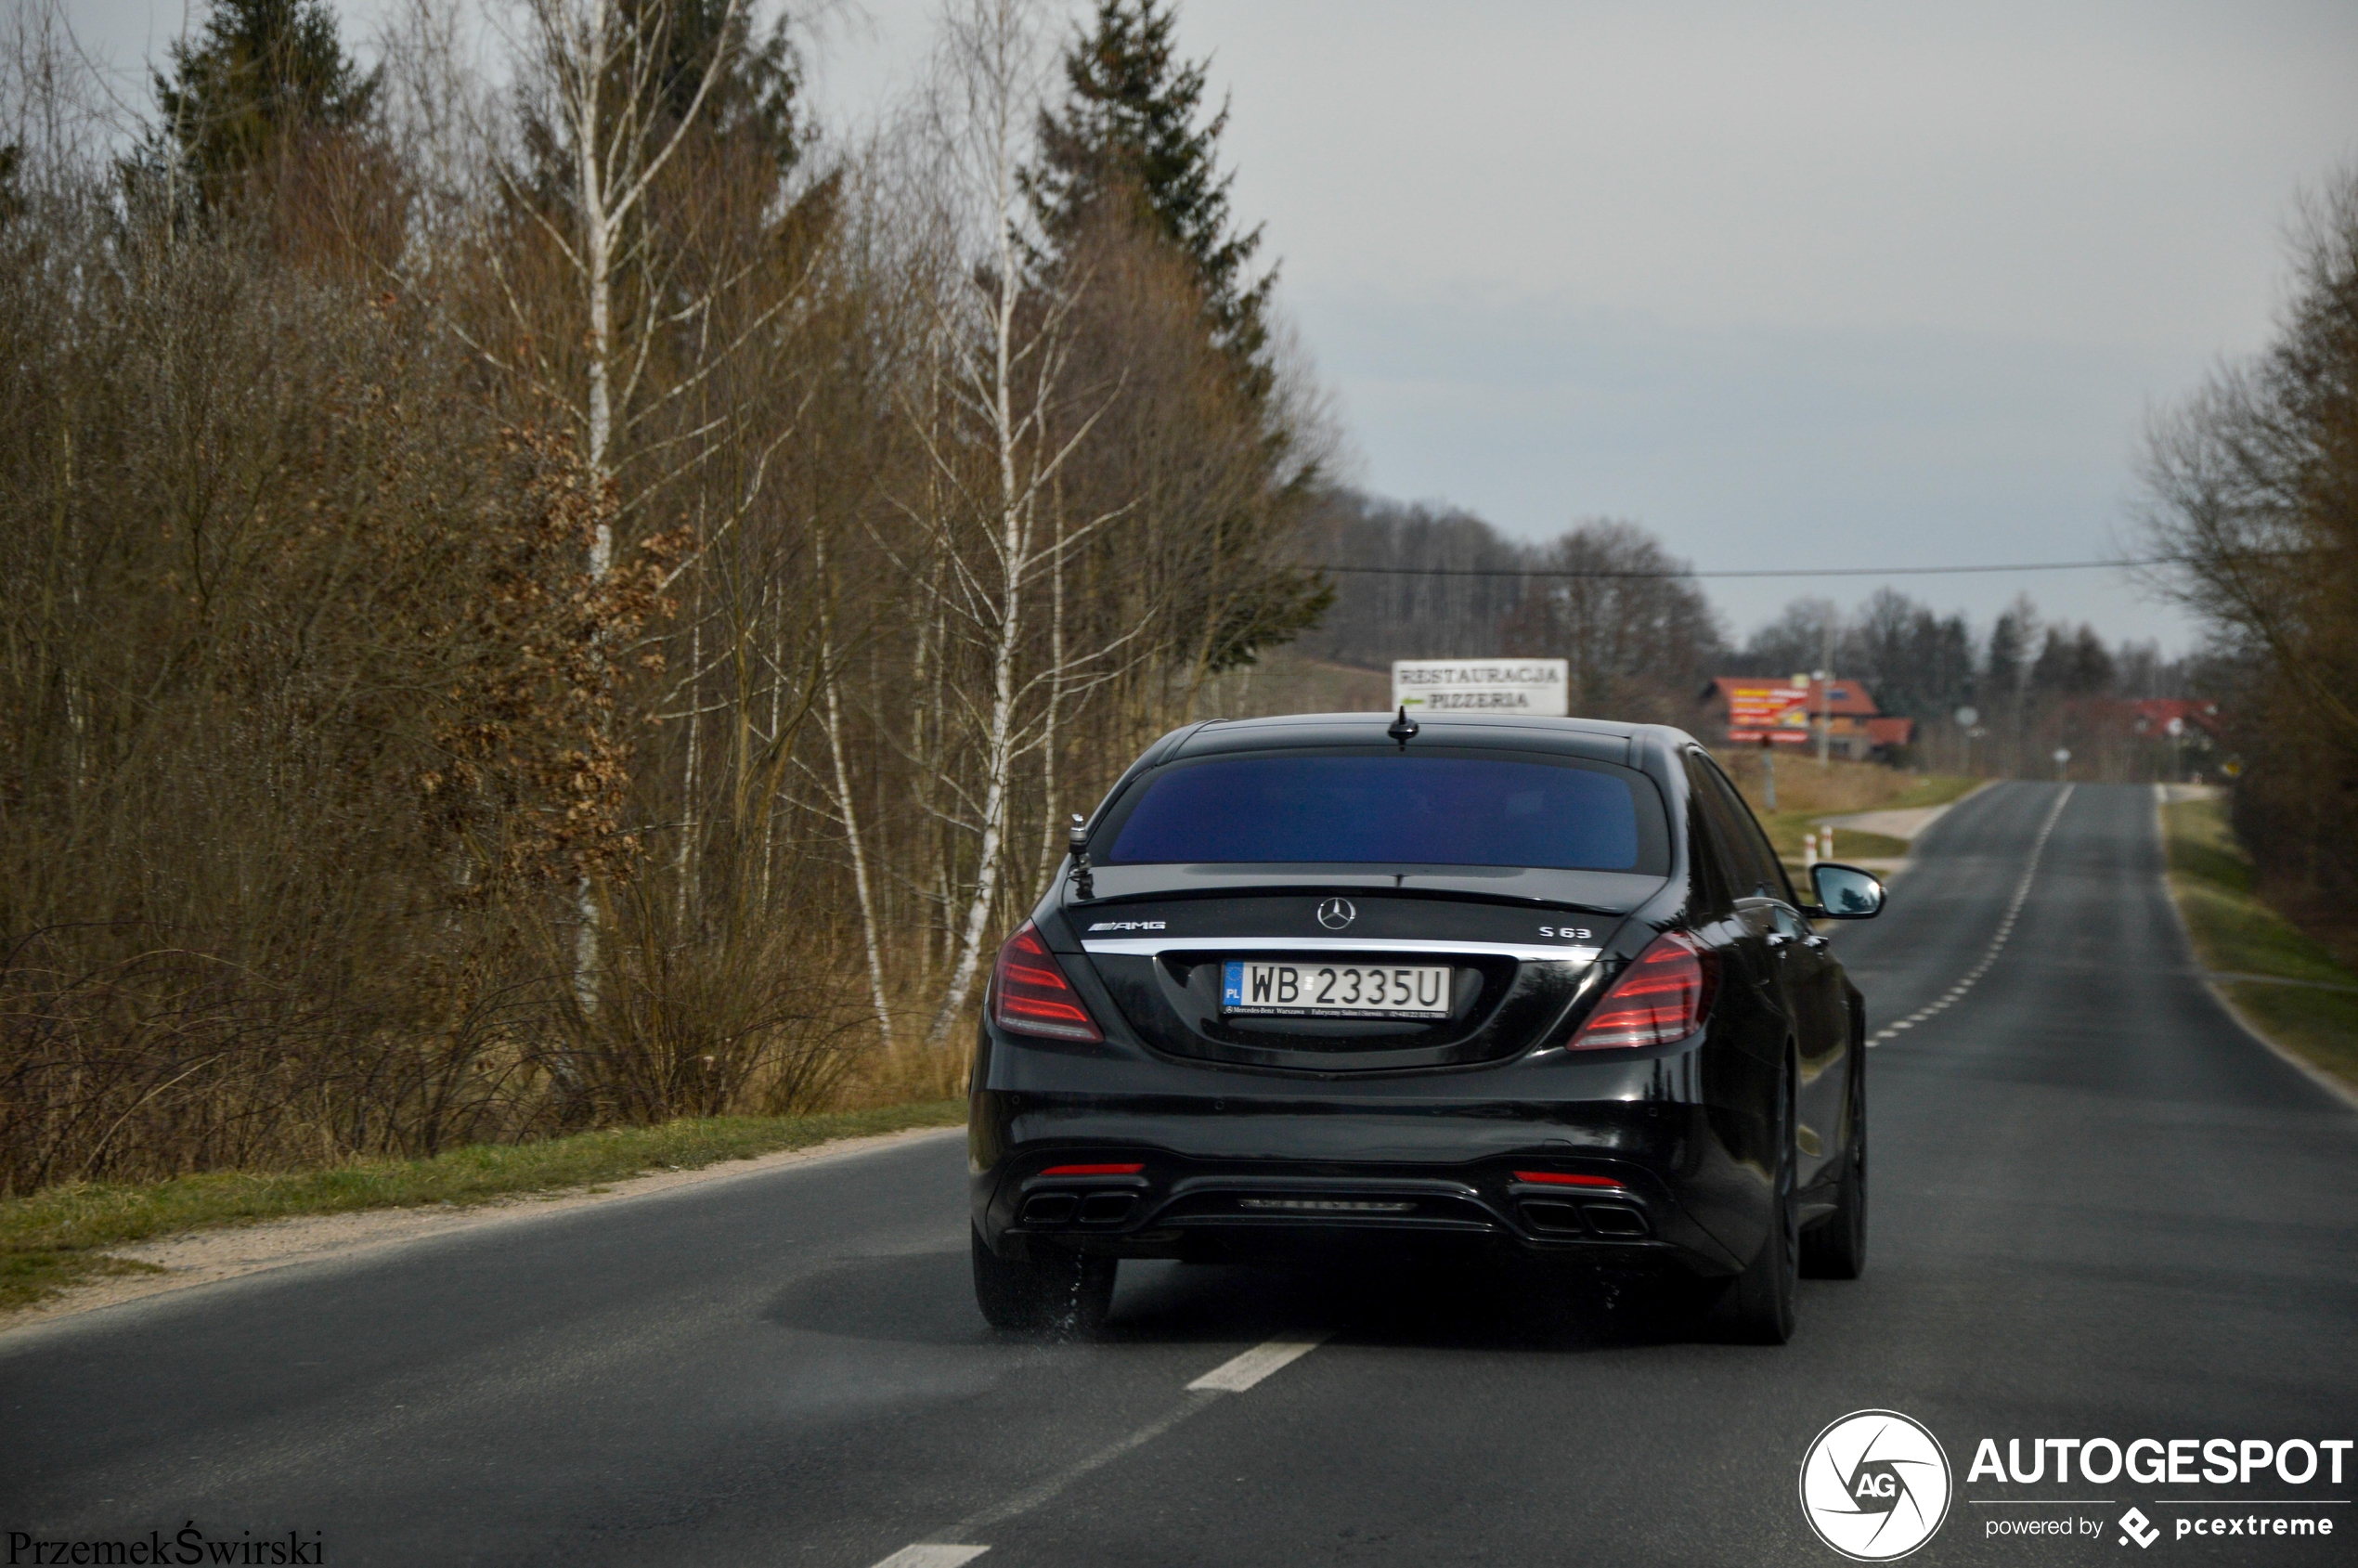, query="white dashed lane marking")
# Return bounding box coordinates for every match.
[869,1548,990,1568]
[1187,1333,1329,1392]
[863,1335,1329,1567]
[1869,784,2073,1046]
